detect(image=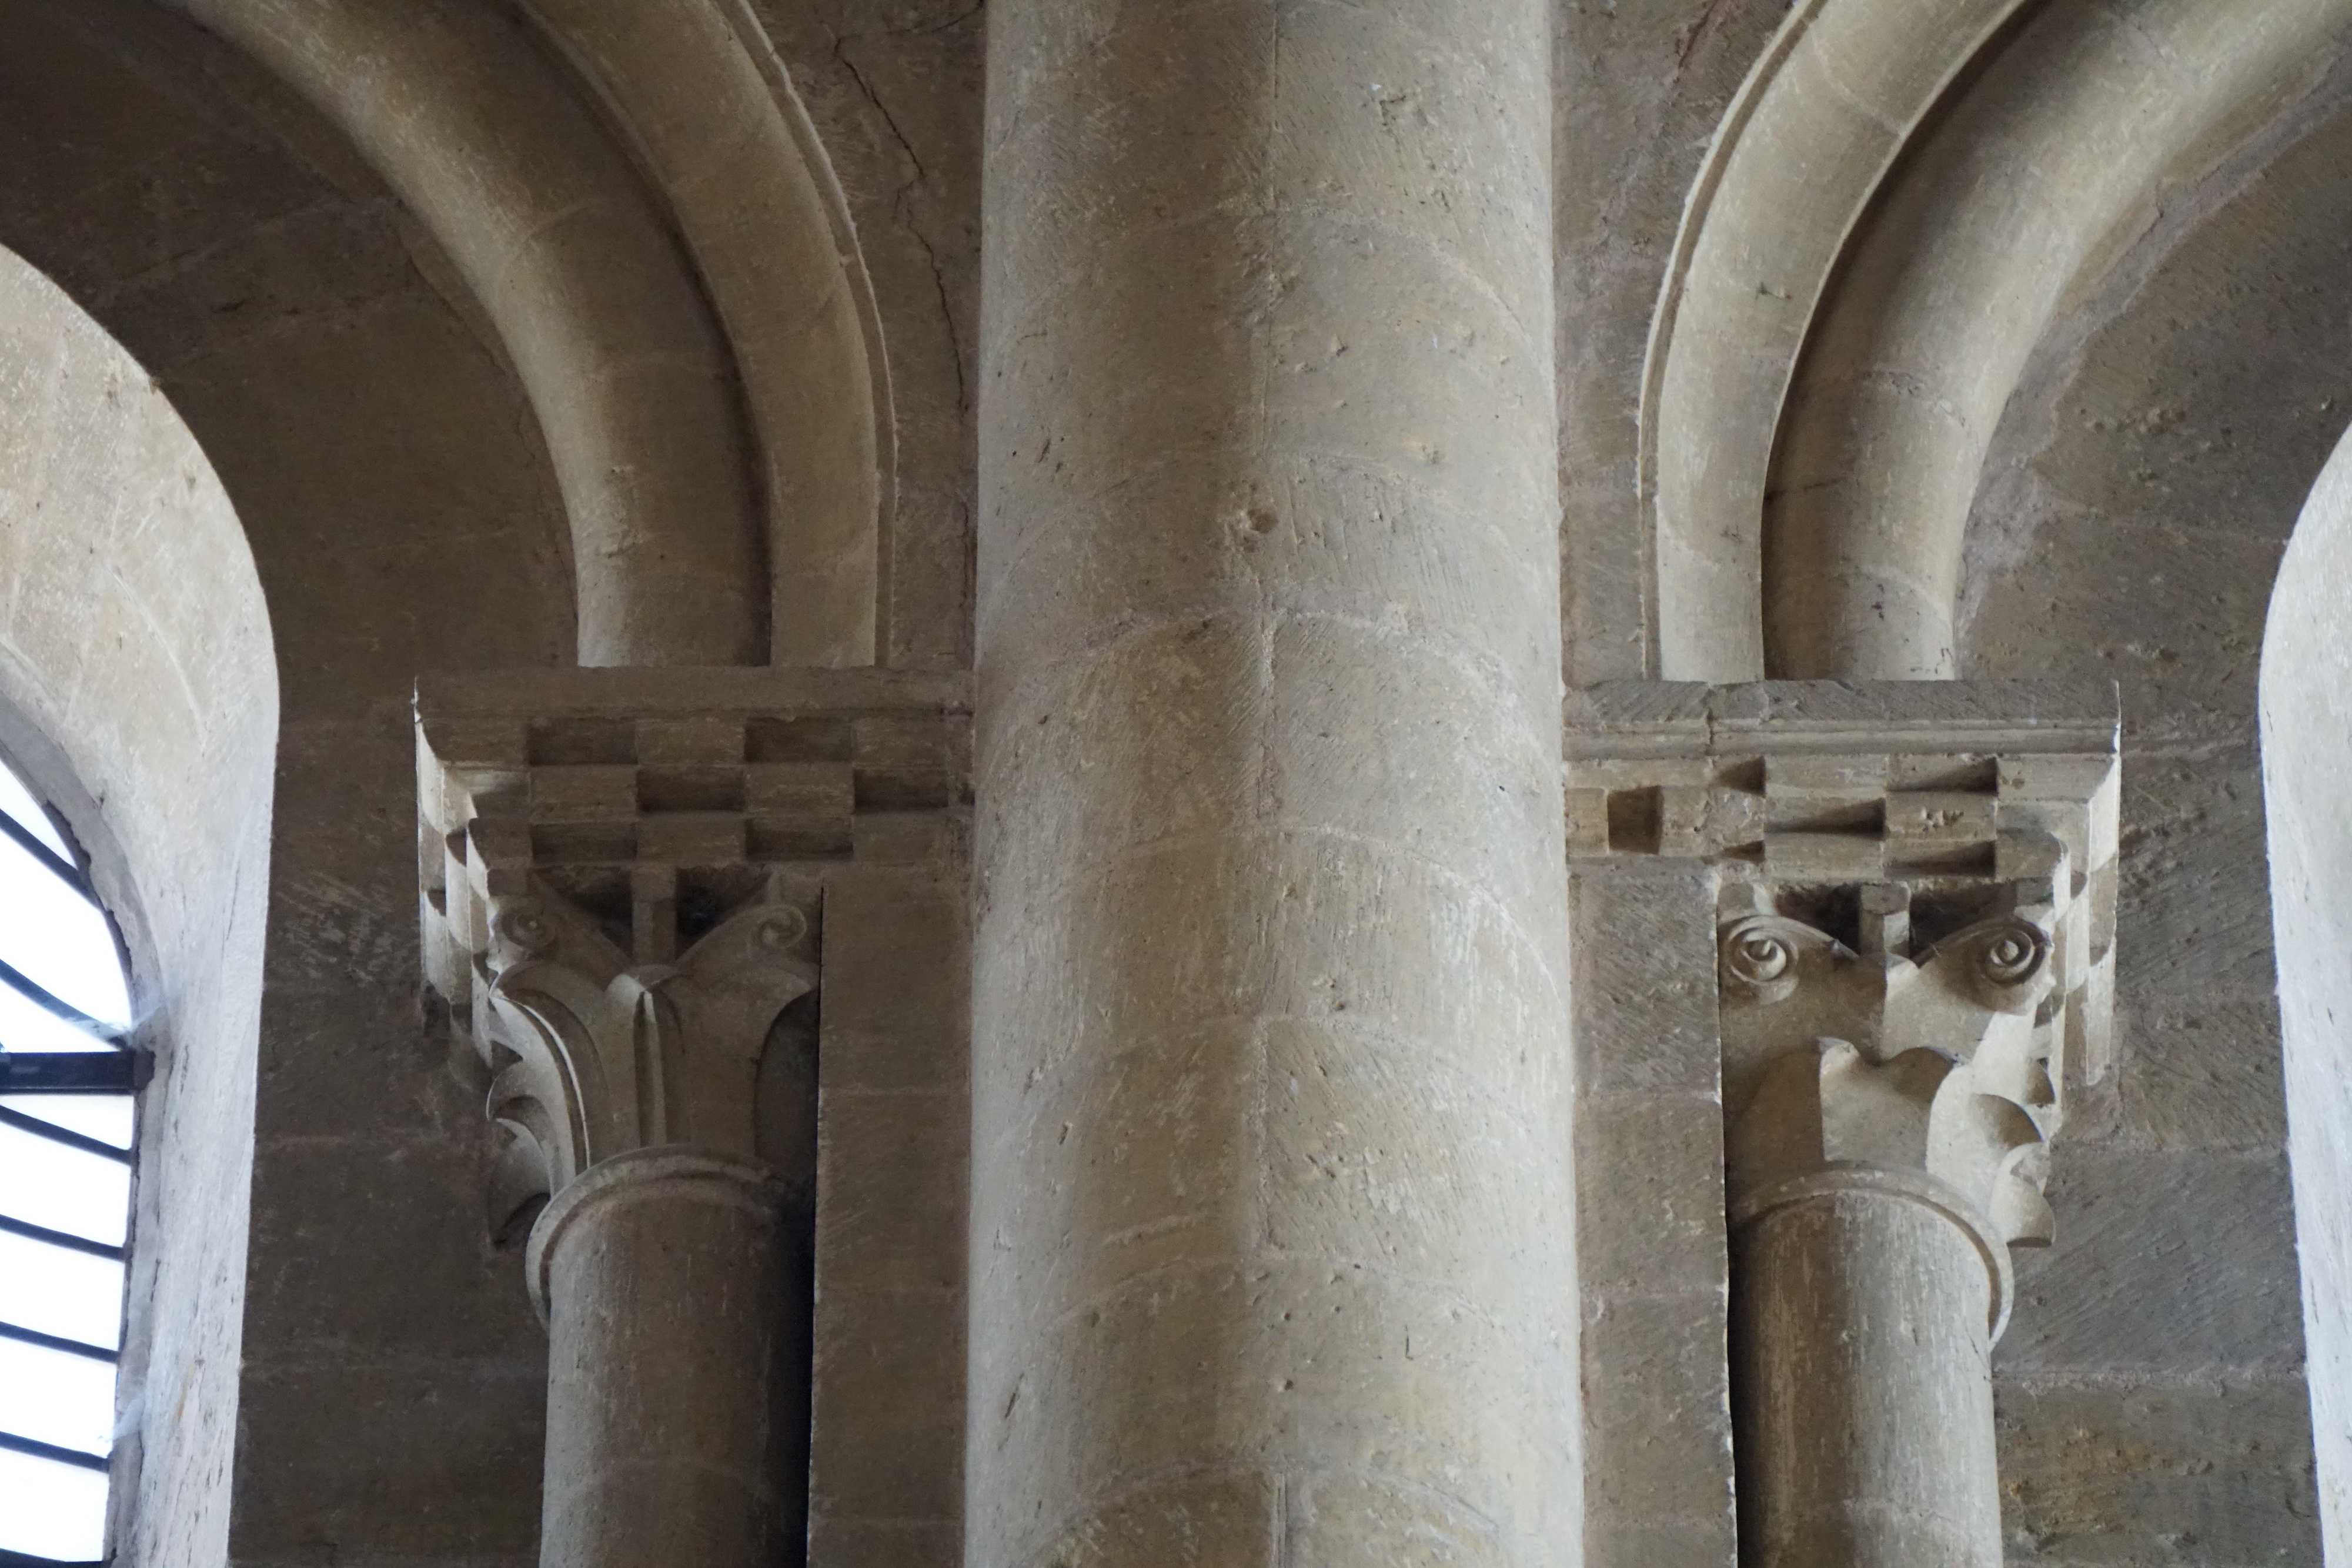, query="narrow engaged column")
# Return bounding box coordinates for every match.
[413,676,970,1568]
[530,1150,795,1568]
[1717,888,2082,1568]
[1732,1175,2006,1568]
[973,2,1573,1563]
[1562,683,2120,1568]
